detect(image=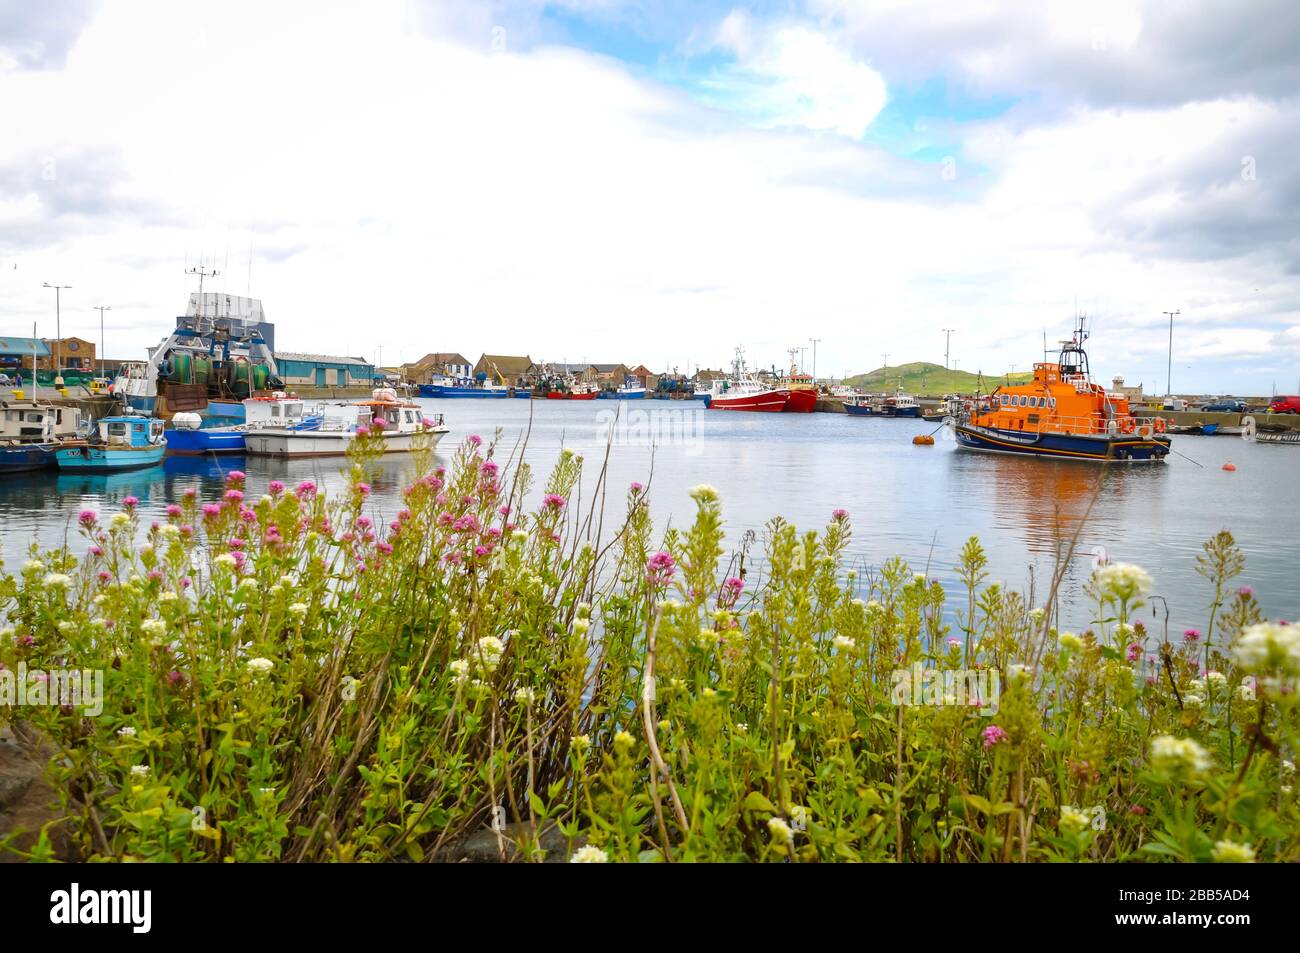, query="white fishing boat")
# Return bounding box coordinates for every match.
[243,388,448,458]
